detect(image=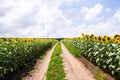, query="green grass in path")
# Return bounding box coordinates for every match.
[46,42,66,80]
[62,41,80,57]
